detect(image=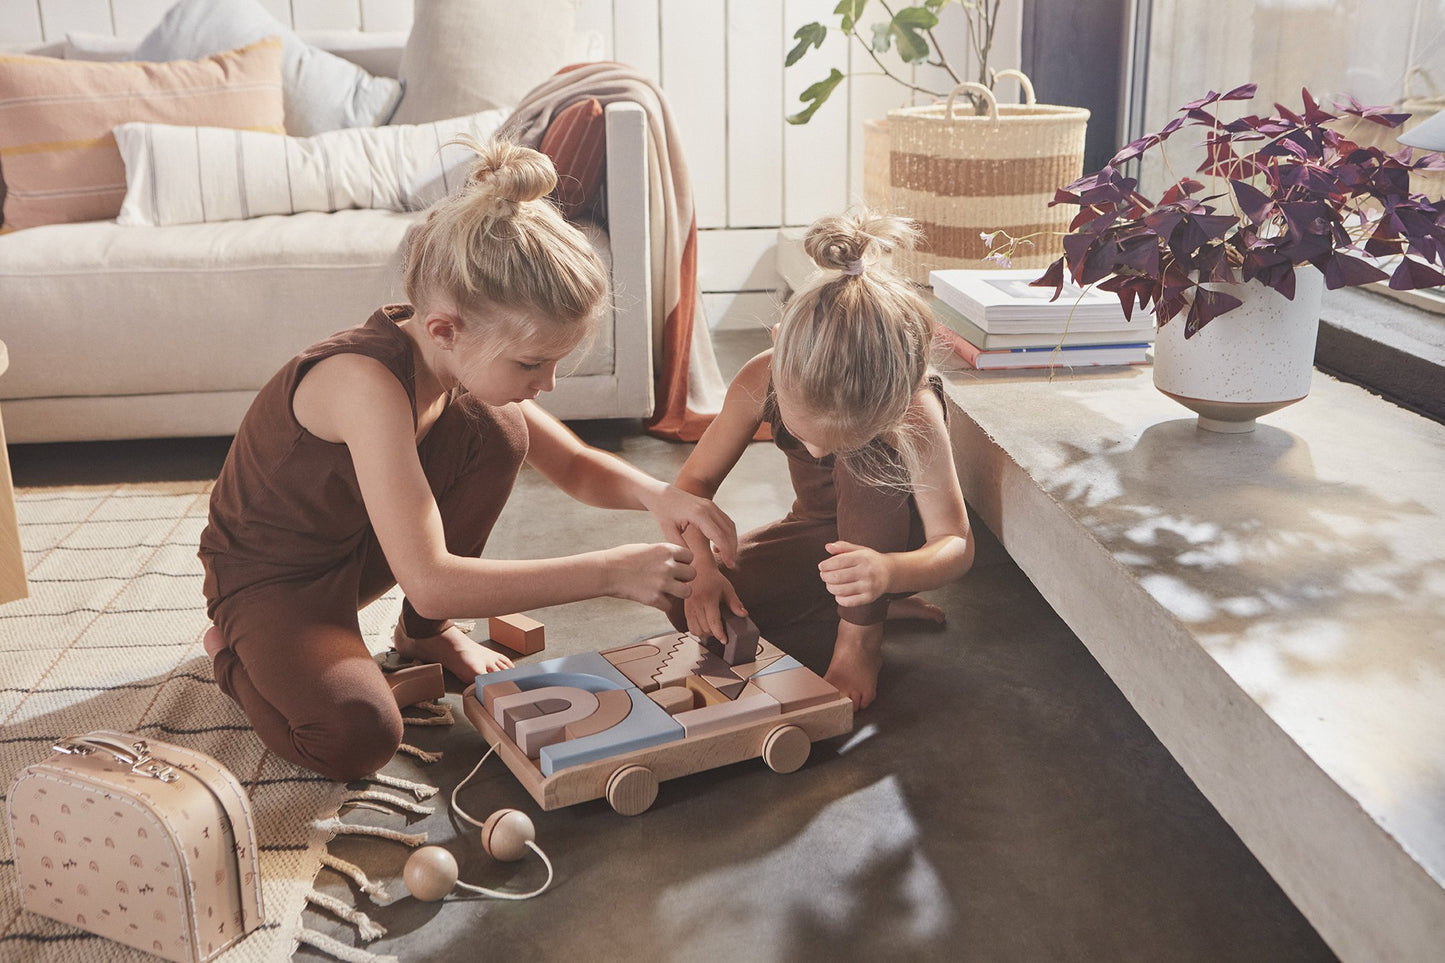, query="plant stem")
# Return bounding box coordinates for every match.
[847,4,948,99]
